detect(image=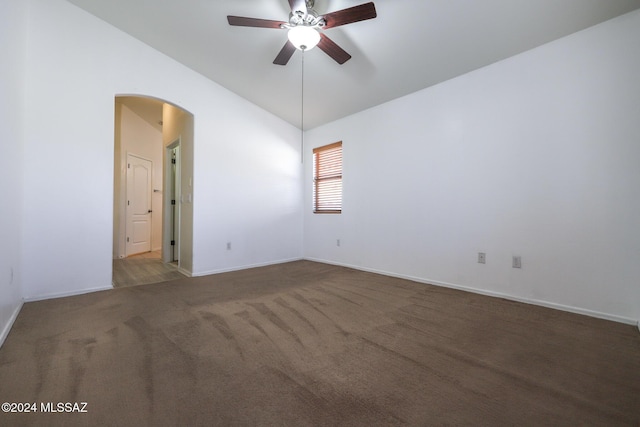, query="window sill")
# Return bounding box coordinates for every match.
[313,211,341,214]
